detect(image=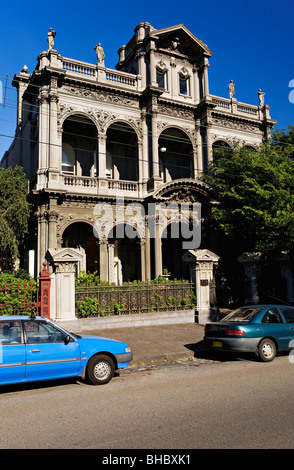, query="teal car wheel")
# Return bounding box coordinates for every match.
[87,354,115,385]
[258,338,276,362]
